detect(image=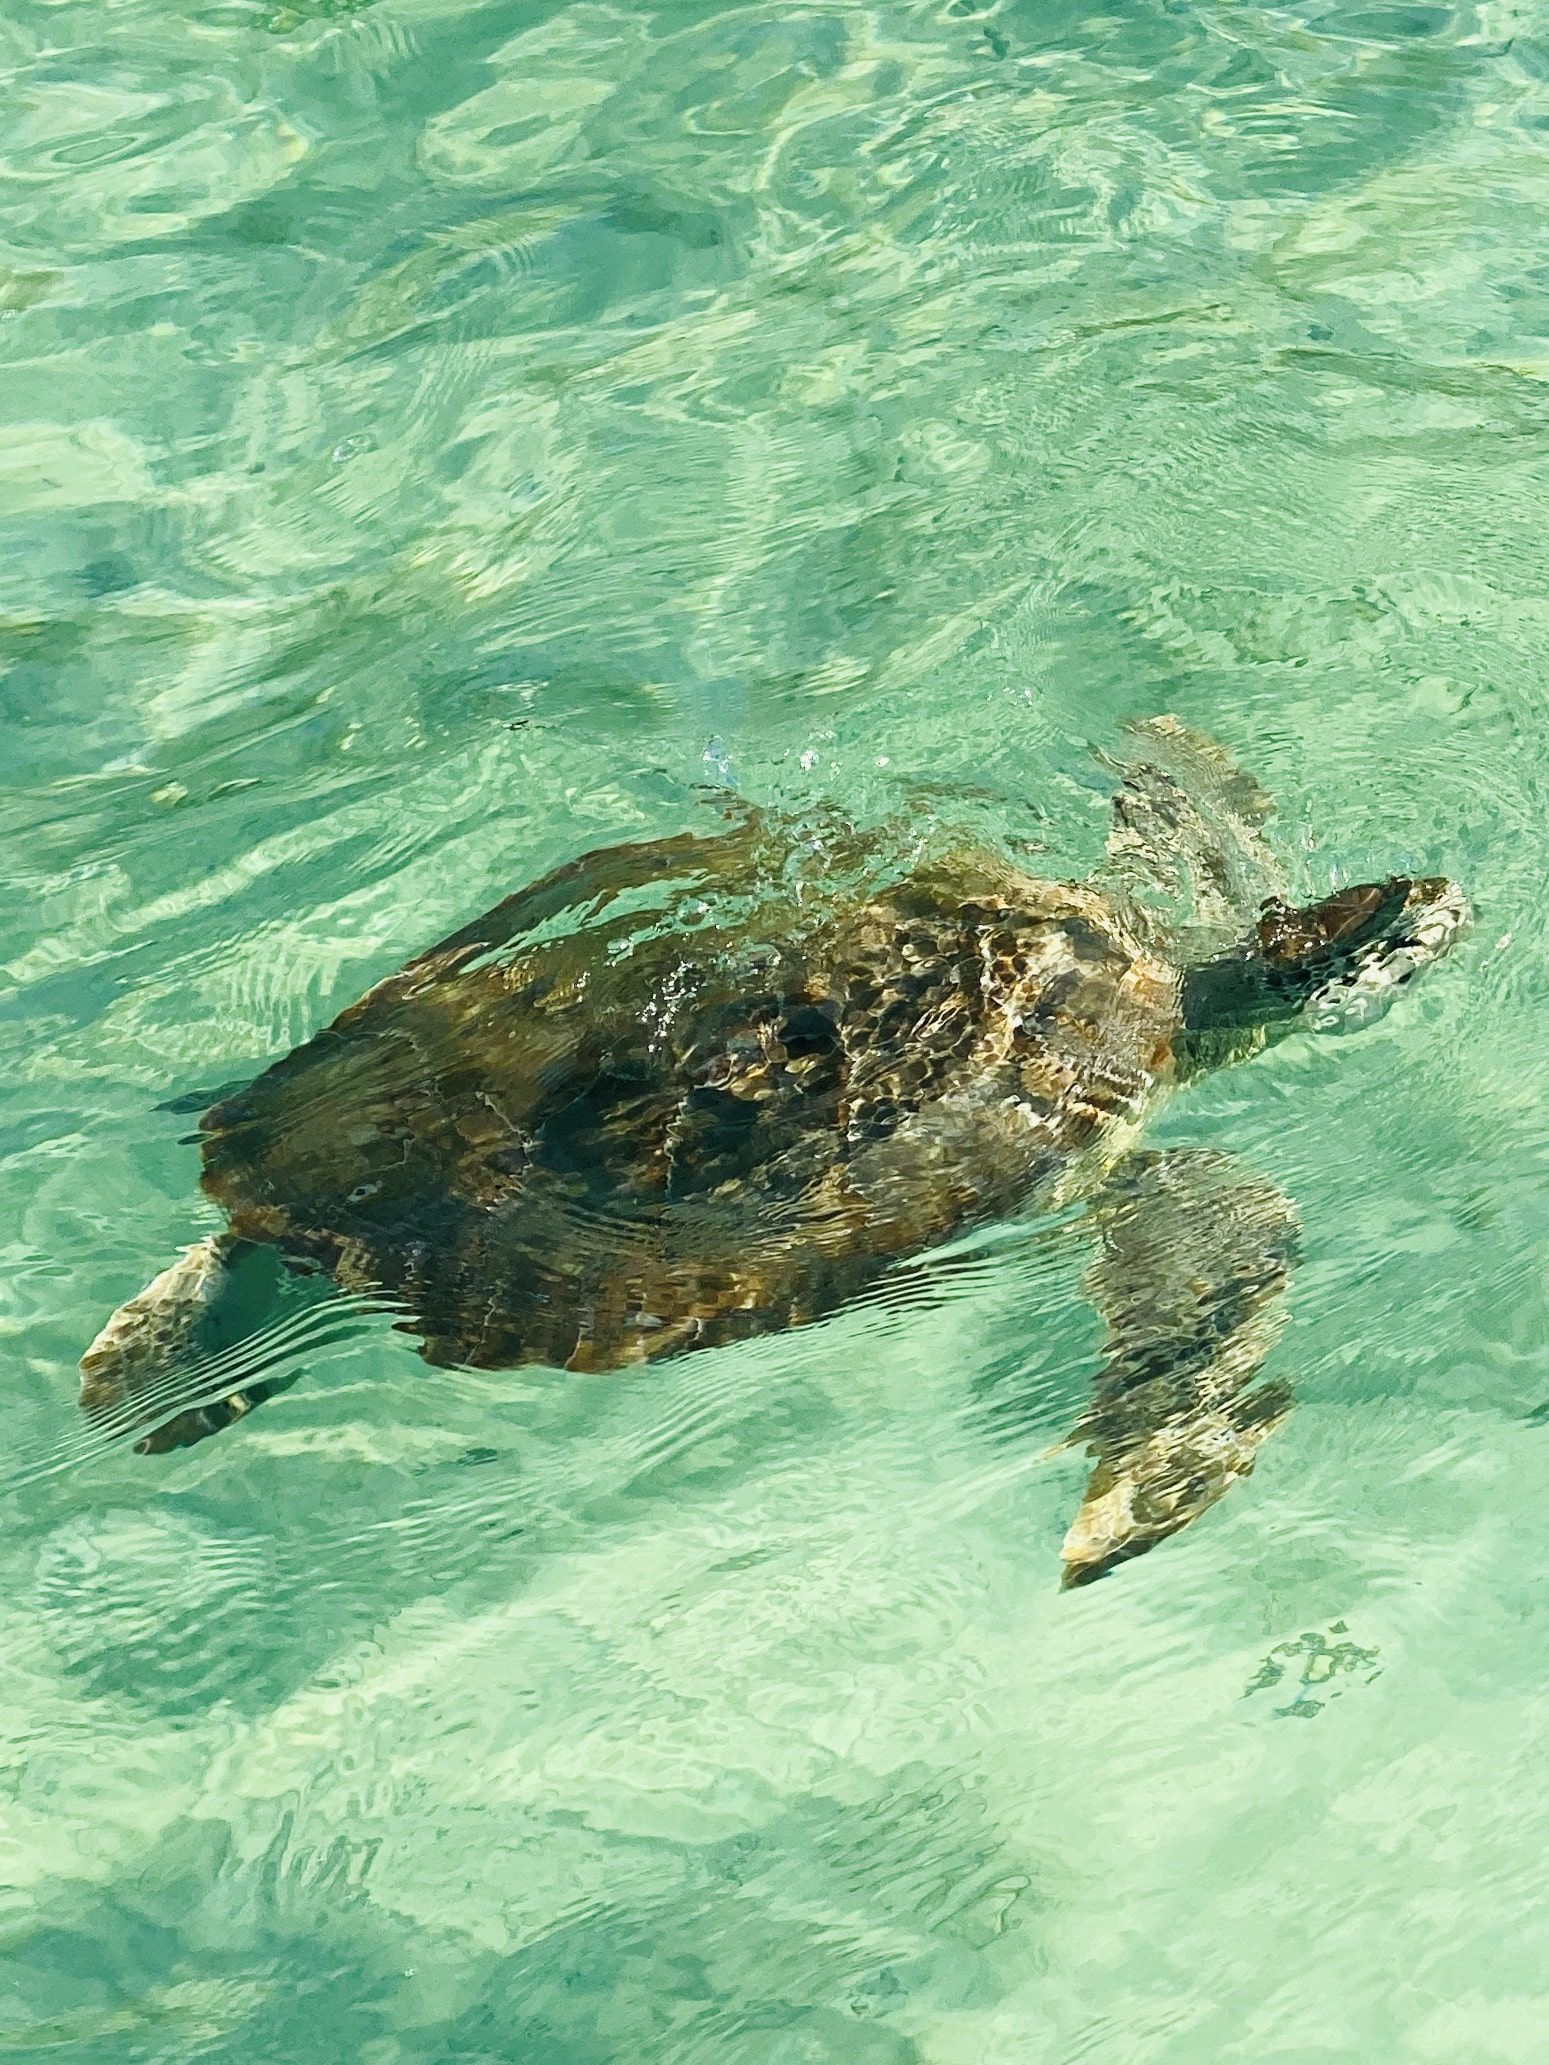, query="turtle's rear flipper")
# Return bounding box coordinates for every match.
[1060,1149,1298,1588]
[79,1234,293,1453]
